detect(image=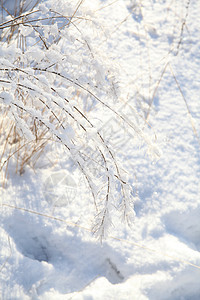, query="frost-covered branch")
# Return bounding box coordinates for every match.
[0,0,159,238]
